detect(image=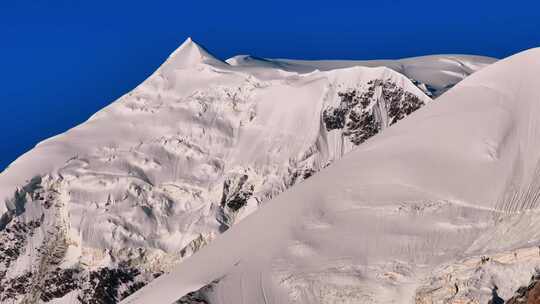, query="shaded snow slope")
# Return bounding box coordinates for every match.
[0,38,439,303]
[125,48,540,304]
[227,54,496,97]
